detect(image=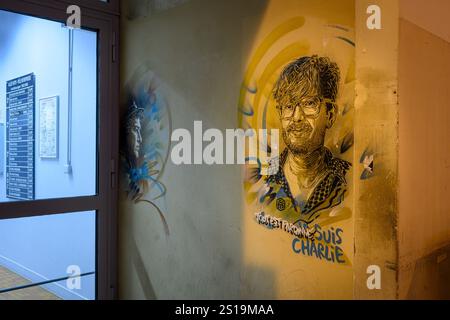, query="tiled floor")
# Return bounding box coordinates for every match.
[0,265,61,300]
